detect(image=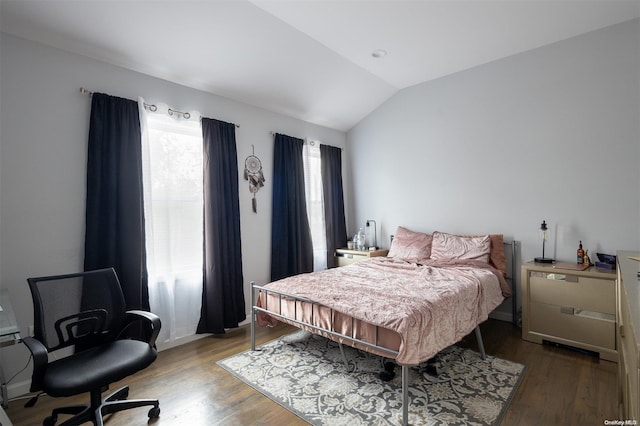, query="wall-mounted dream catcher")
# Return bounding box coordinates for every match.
[244,145,265,213]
